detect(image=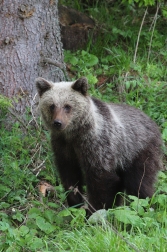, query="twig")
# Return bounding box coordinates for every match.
[8,108,28,130]
[43,58,69,81]
[108,222,141,252]
[137,158,147,199]
[69,186,96,214]
[34,160,46,177]
[133,7,148,64]
[136,157,148,214]
[25,143,40,170]
[18,213,29,229]
[147,3,160,63]
[43,58,65,70]
[0,190,12,201]
[27,93,40,129]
